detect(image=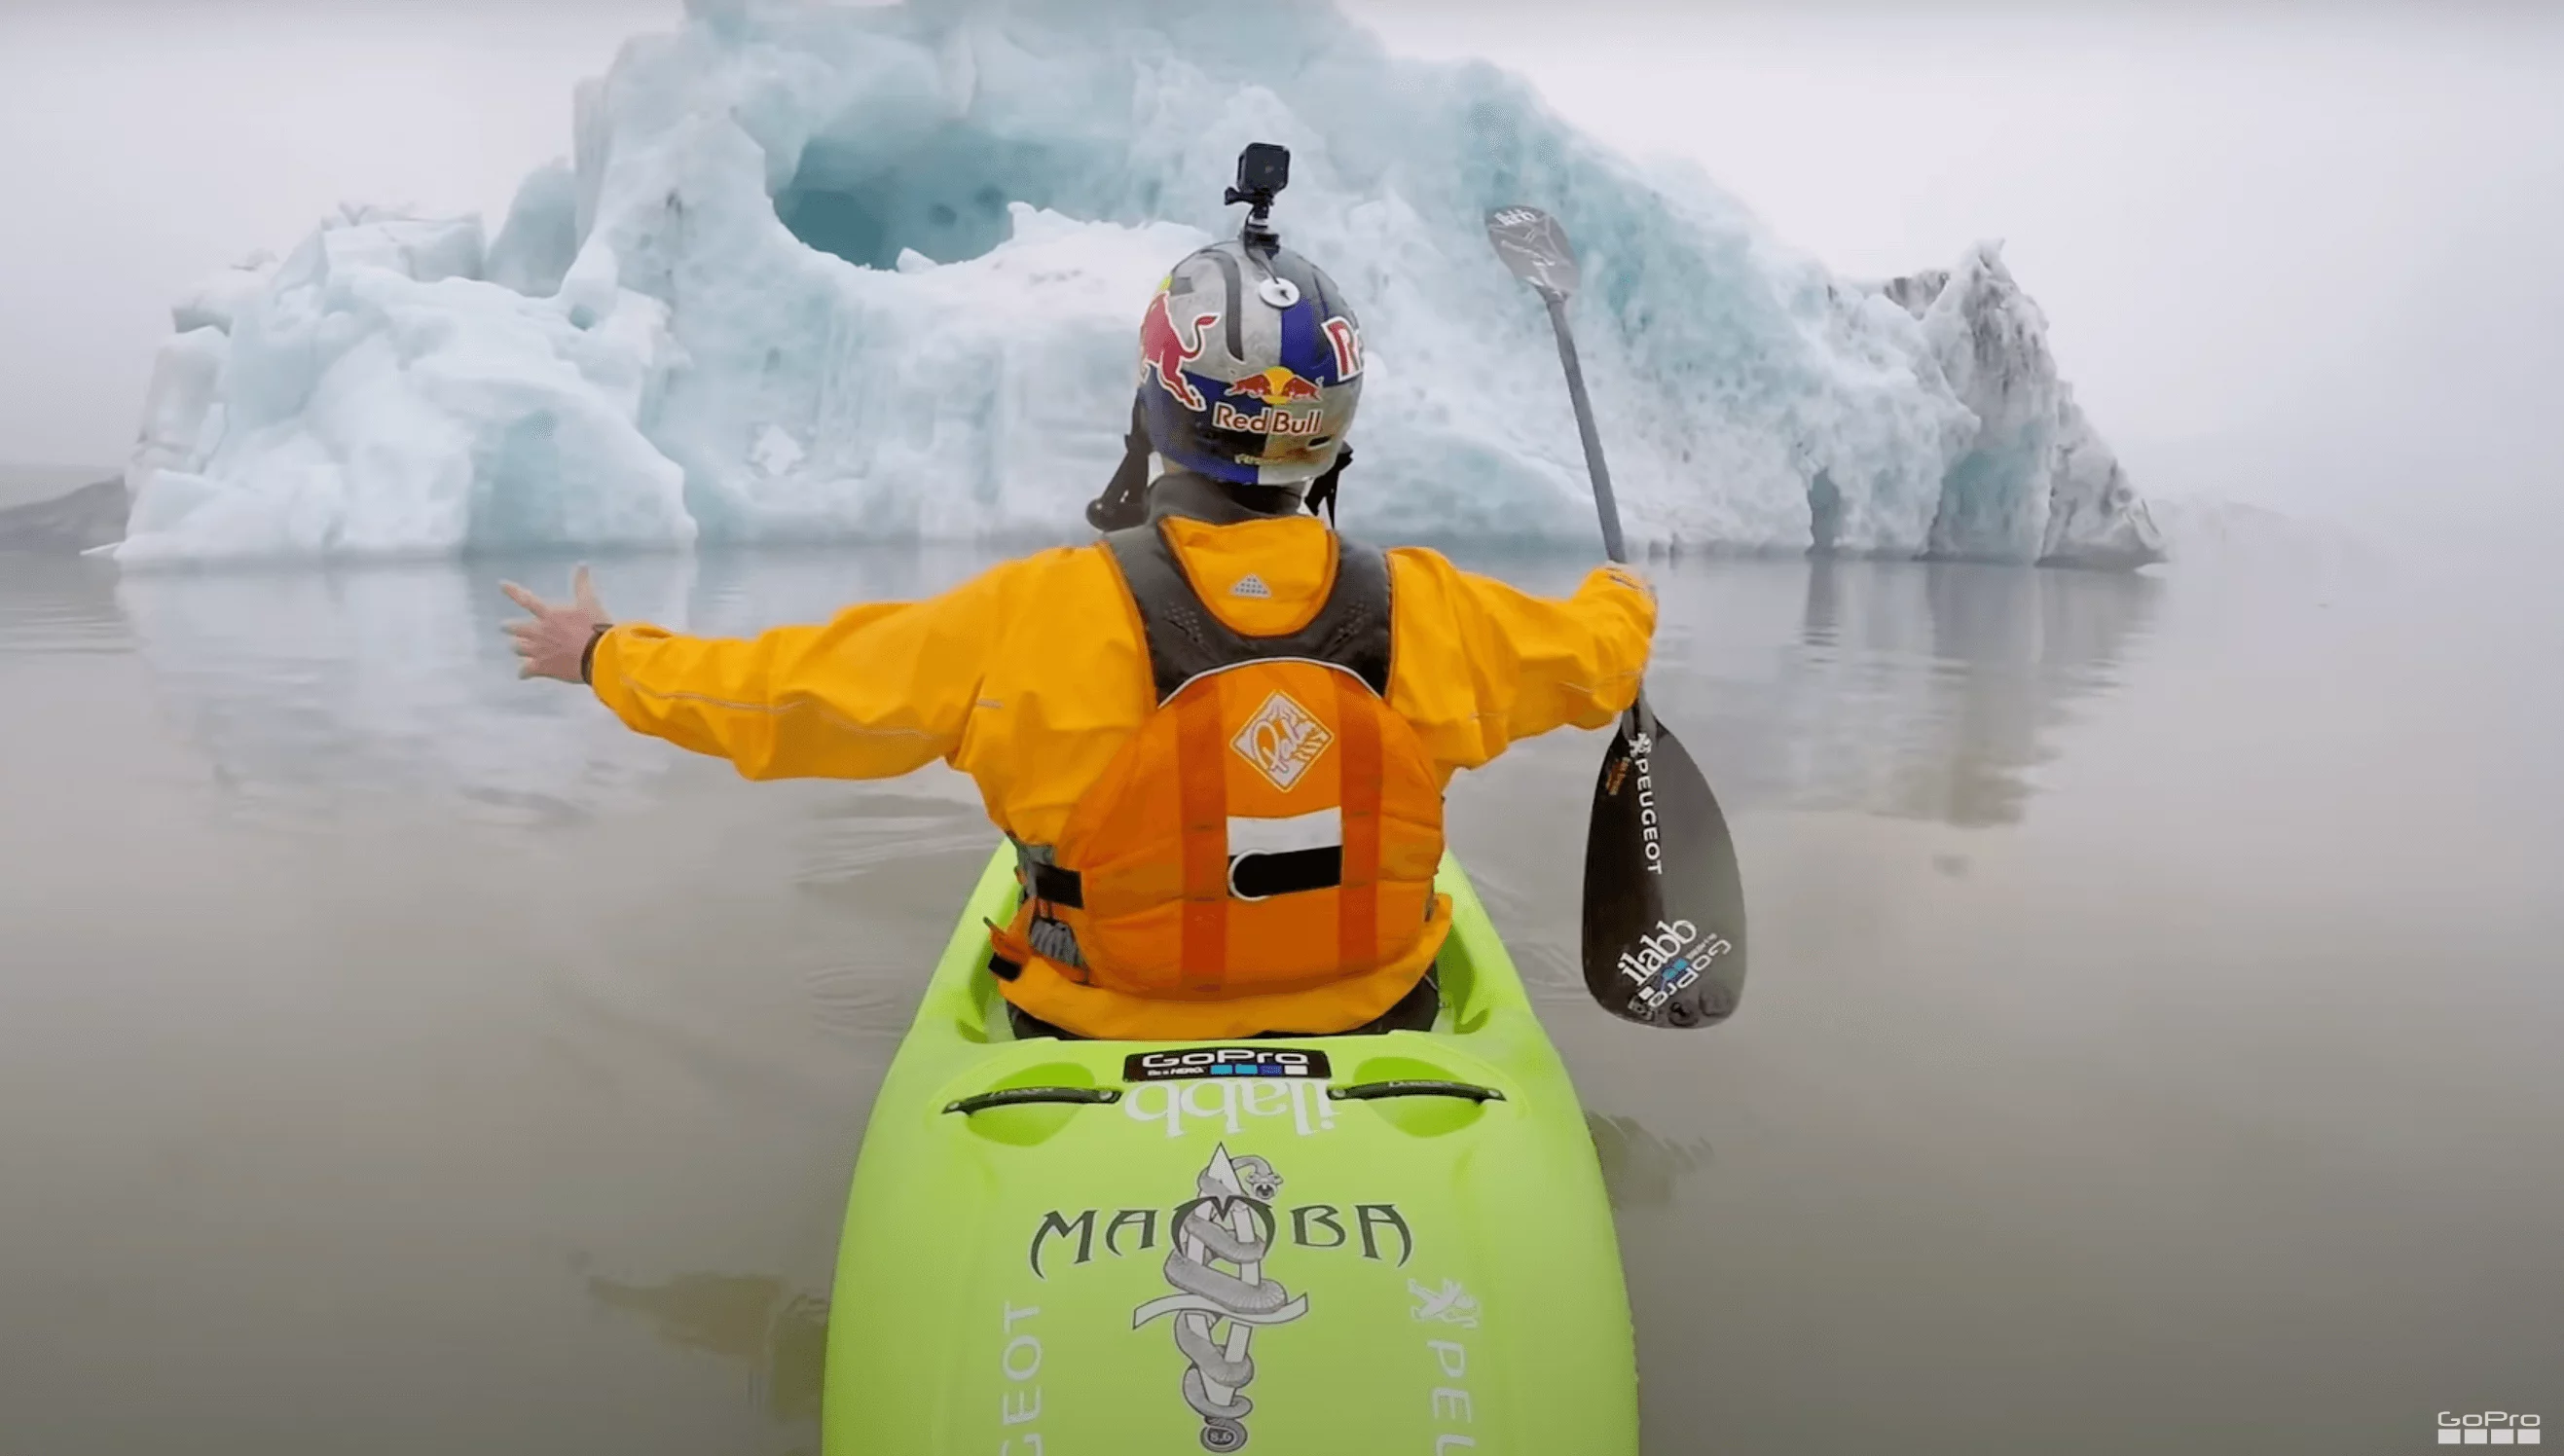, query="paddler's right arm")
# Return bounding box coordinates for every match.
[584,562,1019,782]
